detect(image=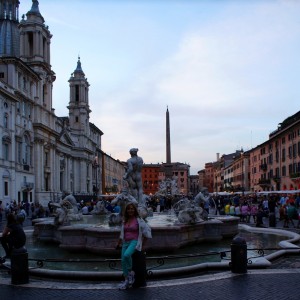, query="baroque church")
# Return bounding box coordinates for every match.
[0,0,122,206]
